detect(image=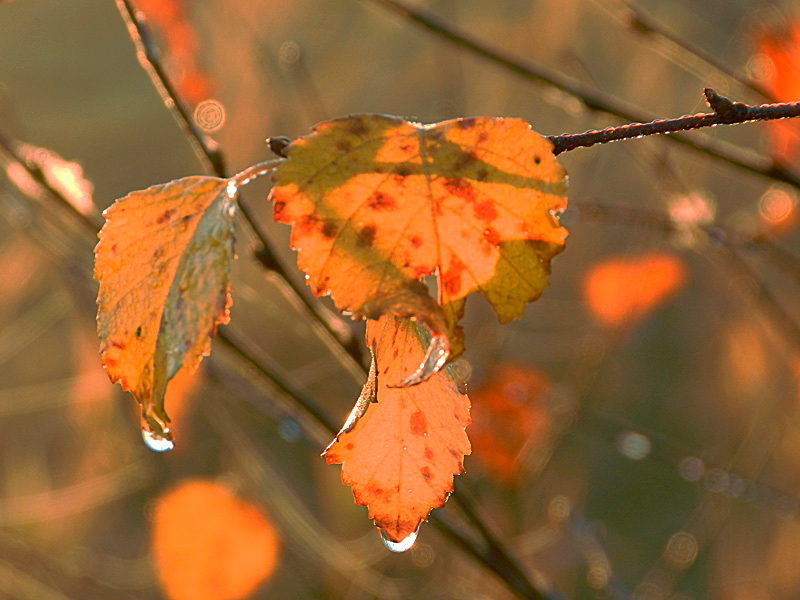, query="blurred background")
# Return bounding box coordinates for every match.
[2,0,800,598]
